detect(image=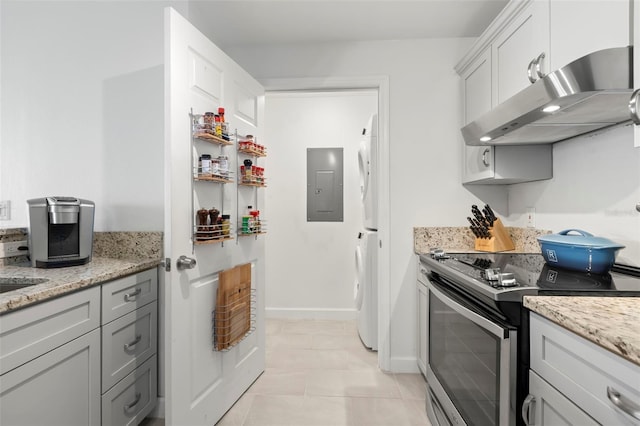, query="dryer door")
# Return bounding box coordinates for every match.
[354,241,365,310]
